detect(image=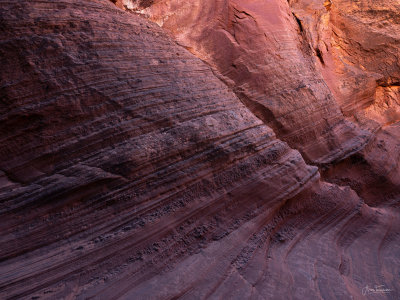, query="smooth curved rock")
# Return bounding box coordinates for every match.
[126,0,371,165]
[0,0,318,298]
[0,0,399,299]
[122,0,400,201]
